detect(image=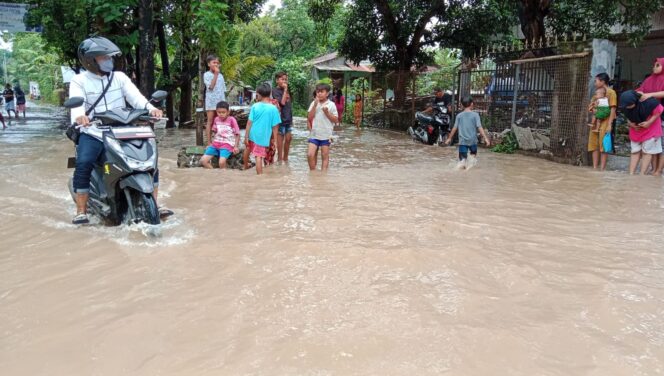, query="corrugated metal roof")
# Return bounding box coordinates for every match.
[308,52,339,66]
[347,64,375,73]
[314,63,354,72]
